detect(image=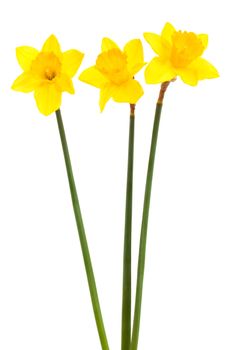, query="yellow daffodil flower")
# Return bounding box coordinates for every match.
[79,38,145,111]
[12,35,84,116]
[144,22,219,86]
